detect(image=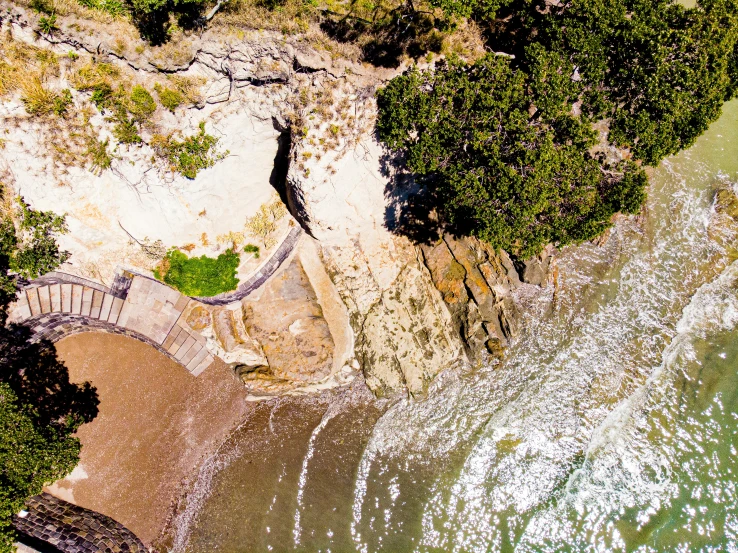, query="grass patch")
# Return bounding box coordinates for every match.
[154,83,183,111]
[243,243,260,258]
[128,85,156,121]
[154,249,240,296]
